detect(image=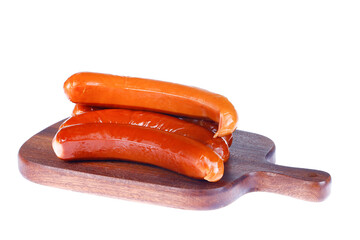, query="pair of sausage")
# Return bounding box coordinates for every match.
[53,72,238,182]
